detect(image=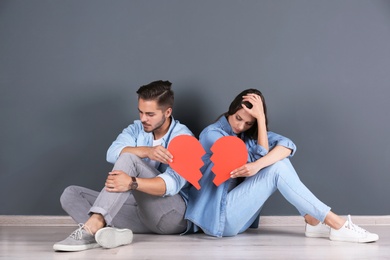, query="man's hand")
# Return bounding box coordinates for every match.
[147,145,173,164]
[105,170,131,192]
